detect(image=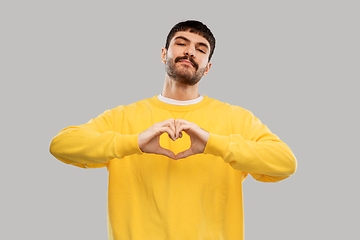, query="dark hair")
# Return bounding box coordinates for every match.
[165,20,216,61]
